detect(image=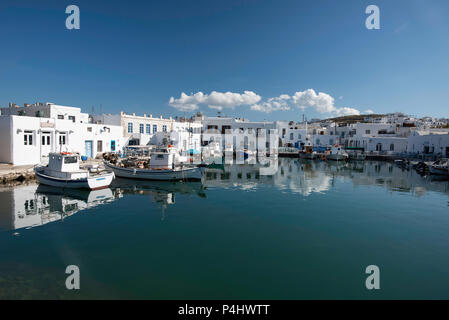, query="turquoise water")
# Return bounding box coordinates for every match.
[1,159,449,299]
